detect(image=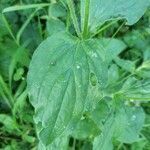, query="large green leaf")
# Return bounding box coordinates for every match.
[27,32,110,145]
[81,0,149,33]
